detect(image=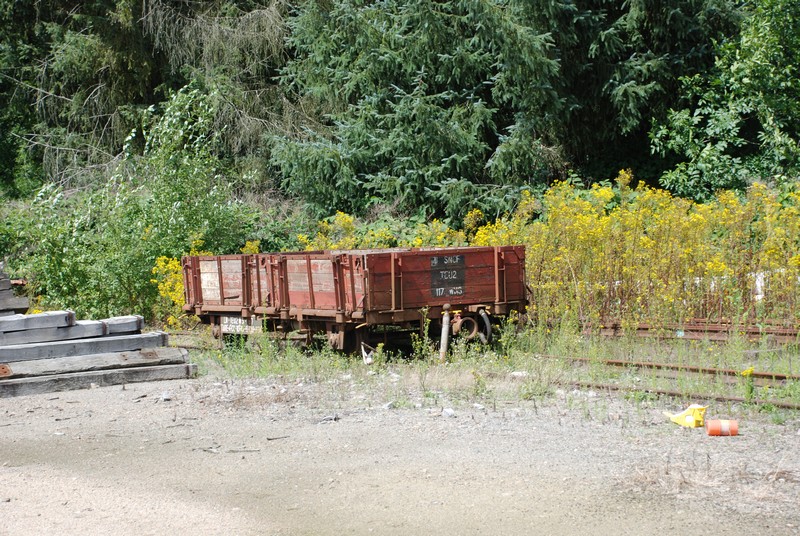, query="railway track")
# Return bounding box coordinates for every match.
[590,320,800,343]
[542,352,800,410]
[166,321,800,409]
